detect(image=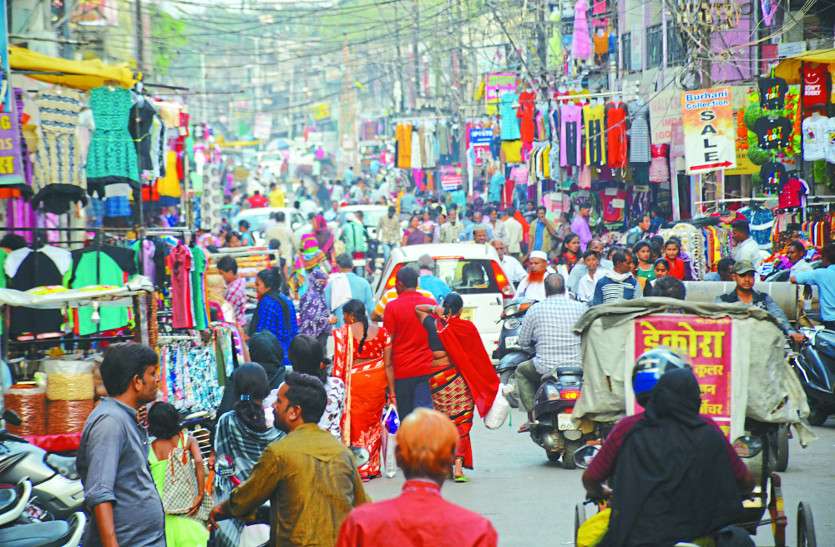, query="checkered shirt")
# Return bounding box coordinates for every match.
[518,295,586,374]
